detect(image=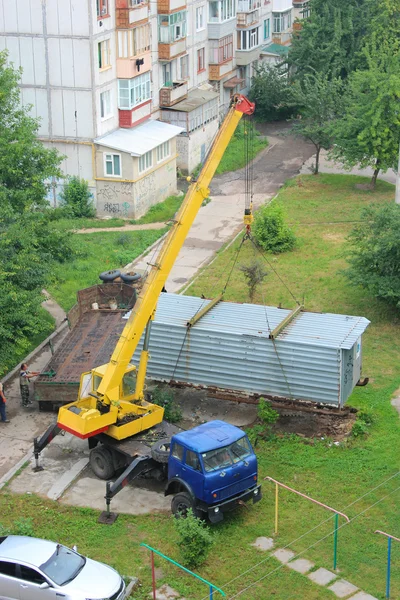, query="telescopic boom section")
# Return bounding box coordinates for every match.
[99,94,254,396]
[57,94,254,439]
